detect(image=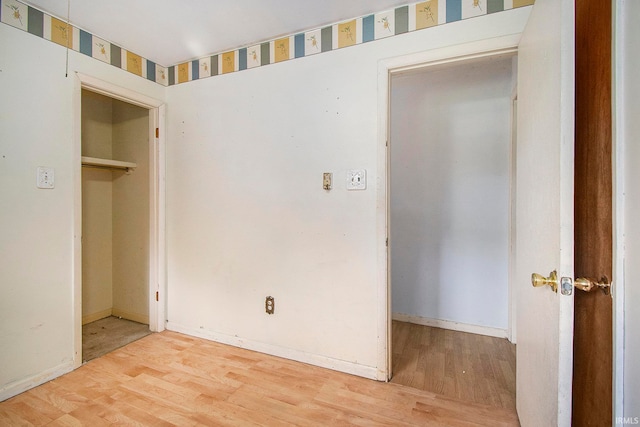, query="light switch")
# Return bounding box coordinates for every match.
[323,172,332,190]
[37,167,55,189]
[346,169,366,190]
